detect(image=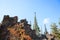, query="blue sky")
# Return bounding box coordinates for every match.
[0,0,60,33]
